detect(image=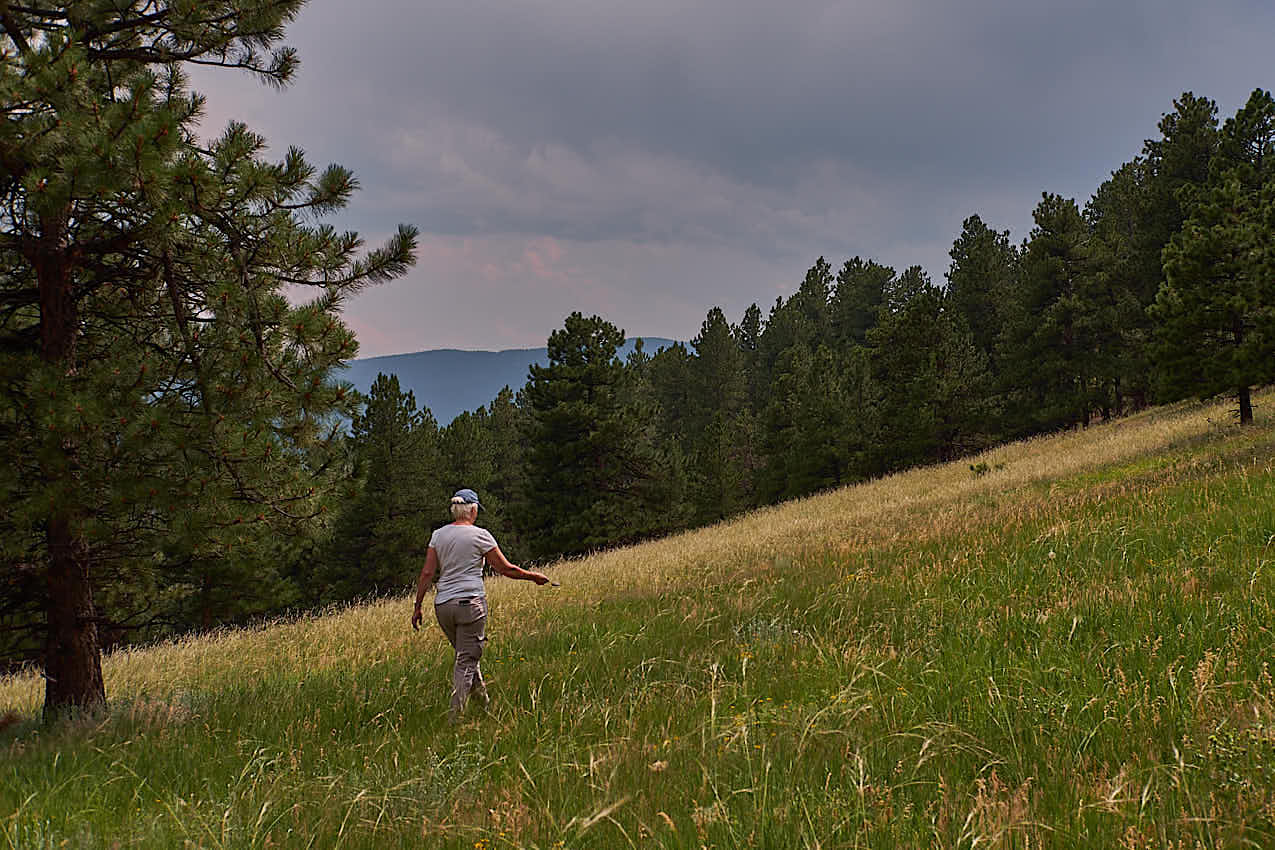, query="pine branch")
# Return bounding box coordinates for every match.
[0,3,32,55]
